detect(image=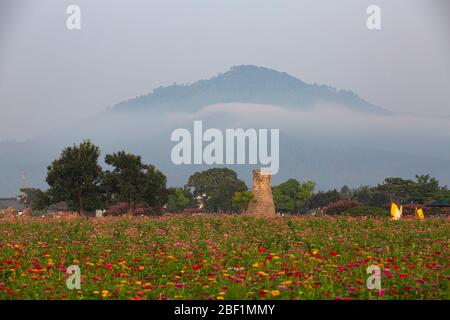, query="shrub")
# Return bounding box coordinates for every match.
[324,200,362,215]
[342,206,389,217]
